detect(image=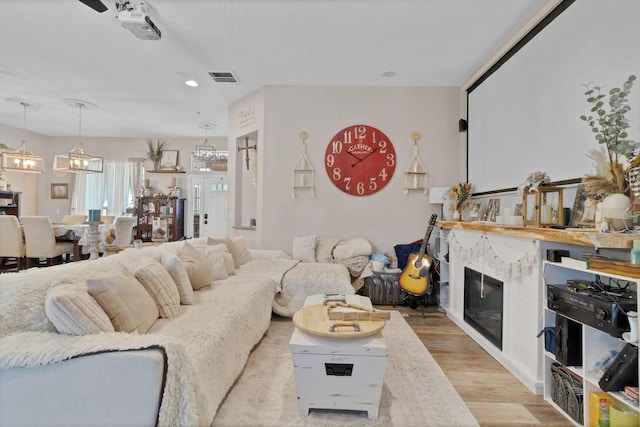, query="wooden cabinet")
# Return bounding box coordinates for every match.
[135,197,185,242]
[0,191,21,217]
